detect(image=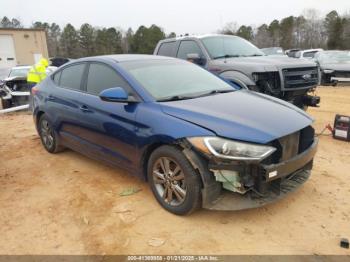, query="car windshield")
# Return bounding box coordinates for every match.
[317,51,350,64]
[8,68,30,78]
[201,36,265,59]
[120,59,236,101]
